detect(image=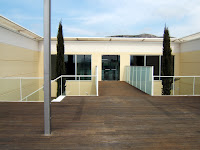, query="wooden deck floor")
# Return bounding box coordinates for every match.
[0,81,200,149]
